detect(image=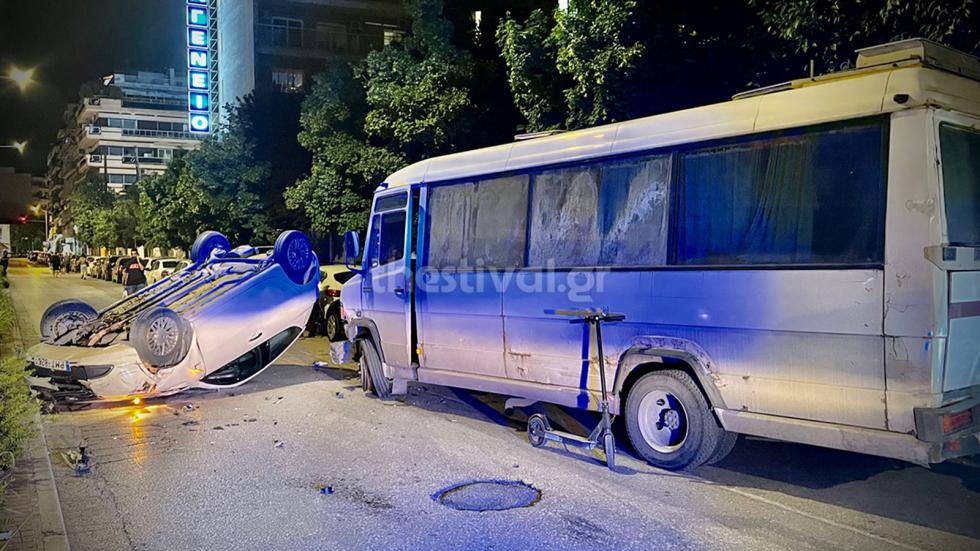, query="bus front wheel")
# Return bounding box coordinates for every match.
[624,369,729,470]
[358,339,392,400]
